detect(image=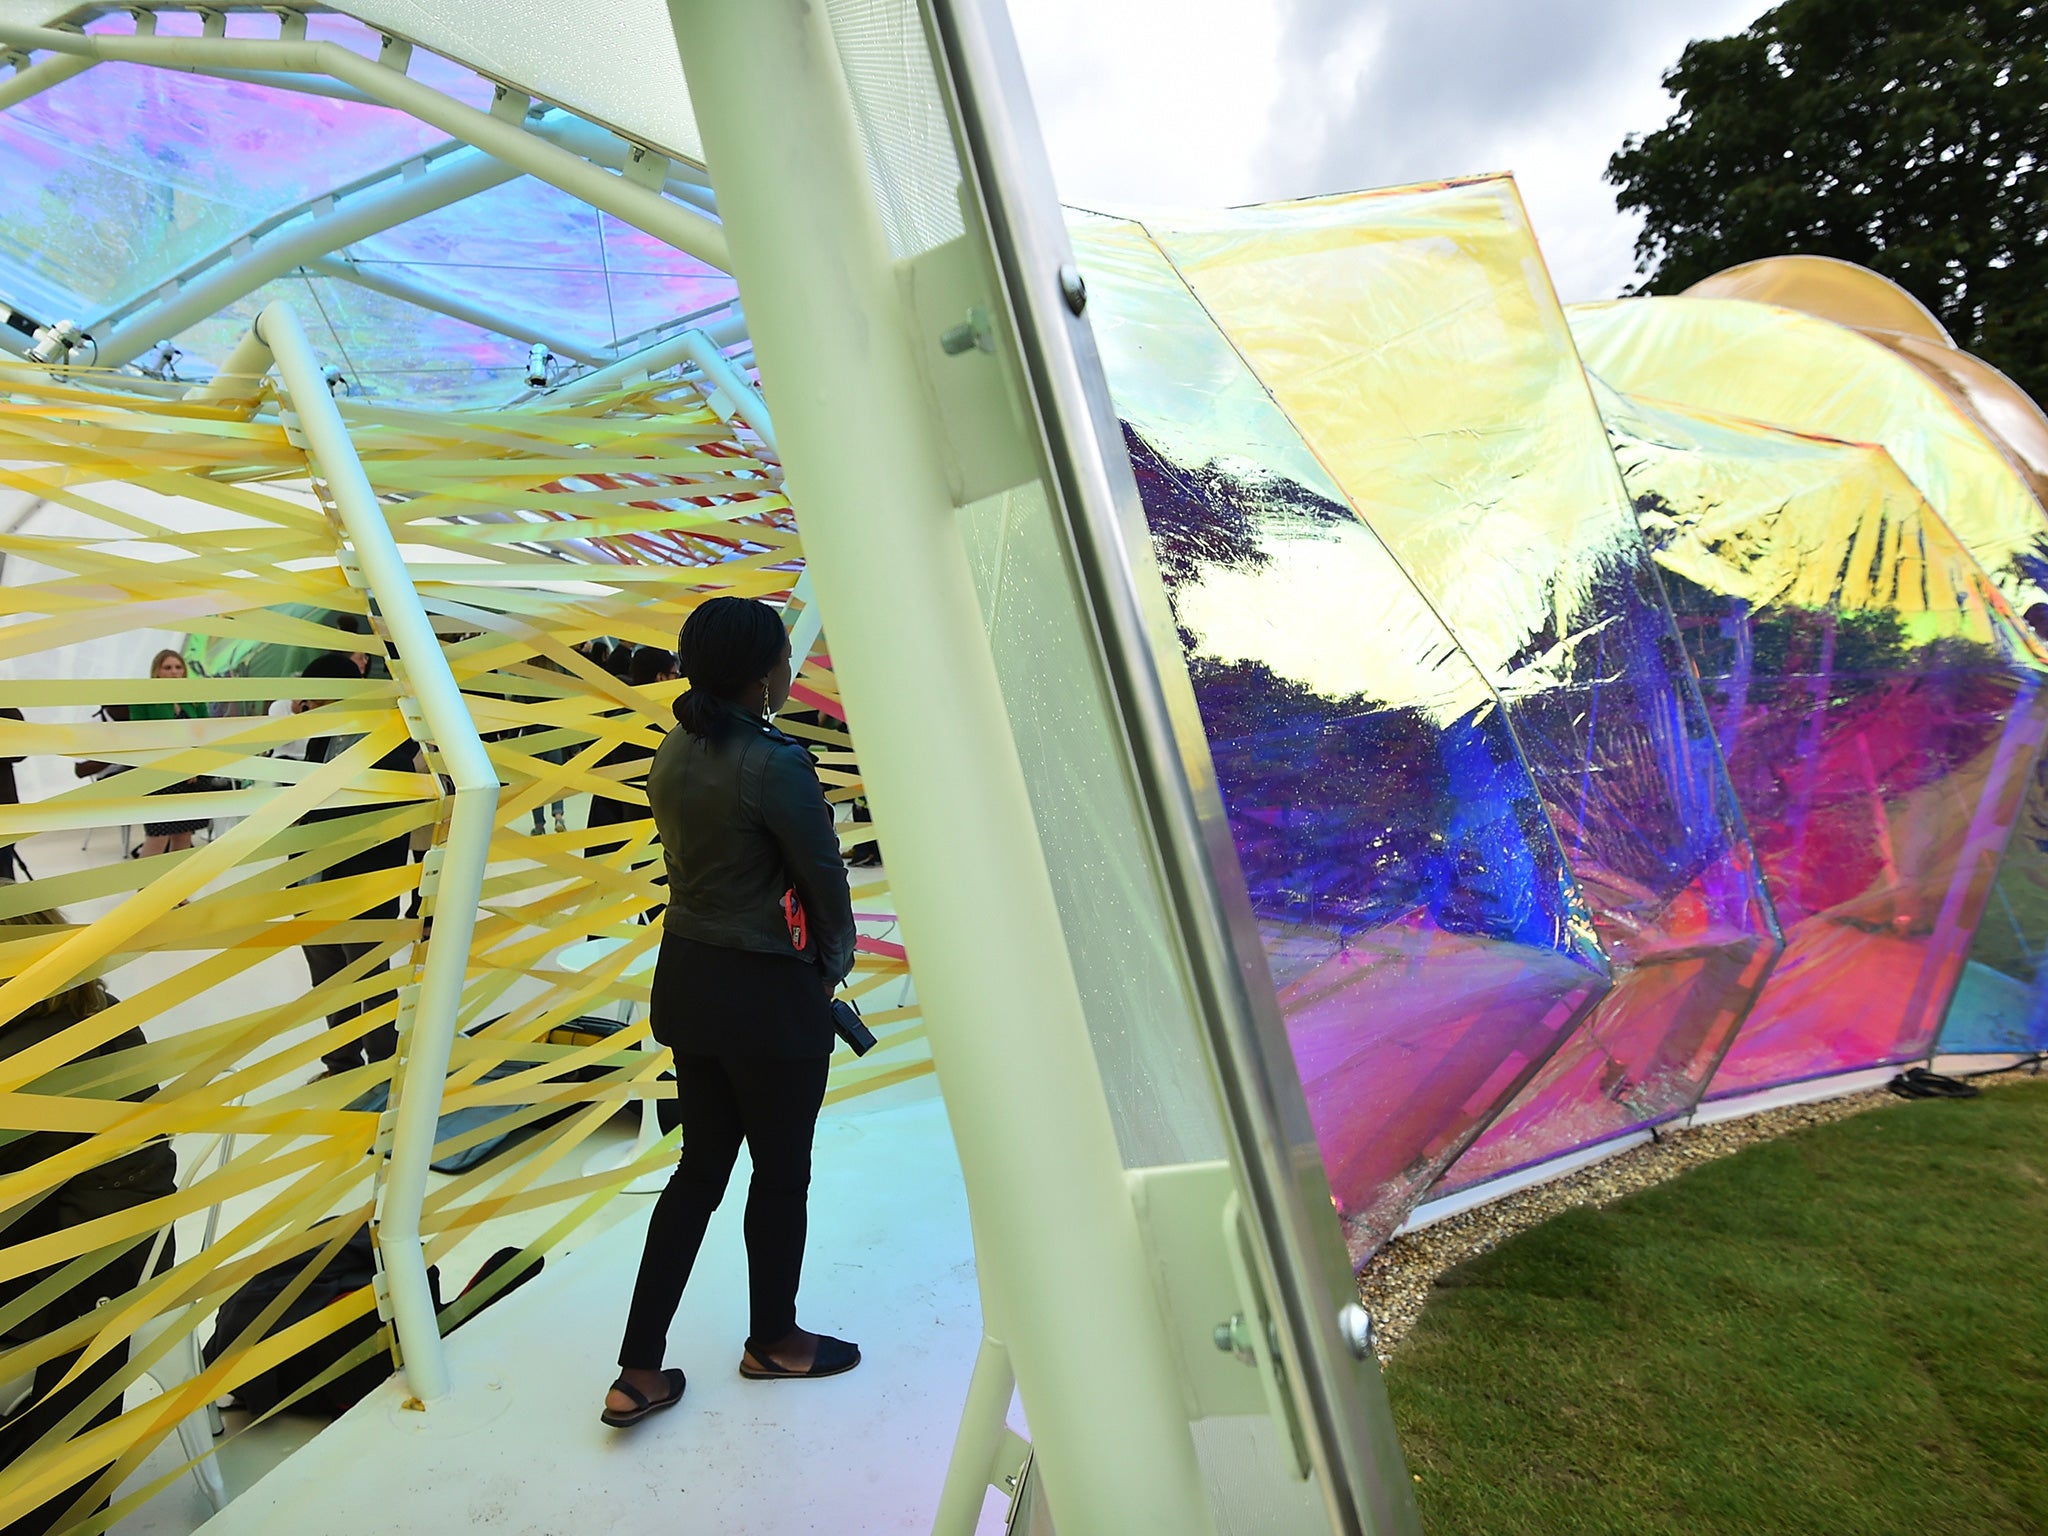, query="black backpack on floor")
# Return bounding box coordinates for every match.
[203,1225,435,1418]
